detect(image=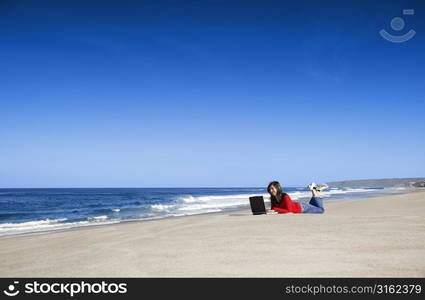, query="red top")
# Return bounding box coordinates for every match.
[271,193,302,214]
